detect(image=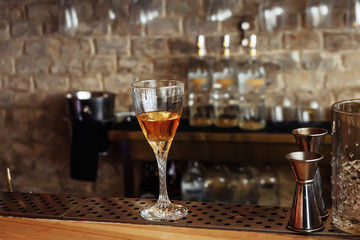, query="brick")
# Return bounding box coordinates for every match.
[3,75,32,91]
[343,53,360,71]
[3,124,29,140]
[325,71,360,89]
[12,141,39,156]
[324,33,357,52]
[104,73,136,111]
[16,56,51,74]
[153,57,188,79]
[284,31,321,50]
[34,74,69,91]
[0,91,13,107]
[33,127,58,142]
[25,38,61,58]
[166,0,201,17]
[118,57,154,78]
[0,39,23,57]
[0,109,6,125]
[73,0,94,21]
[0,57,14,75]
[51,57,84,75]
[112,20,140,36]
[13,92,48,108]
[184,16,218,35]
[282,70,314,90]
[95,36,129,55]
[258,32,283,51]
[76,22,111,36]
[168,37,194,55]
[0,21,10,40]
[301,52,342,70]
[260,52,300,70]
[131,37,168,57]
[0,5,24,20]
[70,75,103,91]
[11,21,42,38]
[147,18,180,35]
[26,3,58,21]
[11,109,37,123]
[60,38,94,59]
[84,56,116,75]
